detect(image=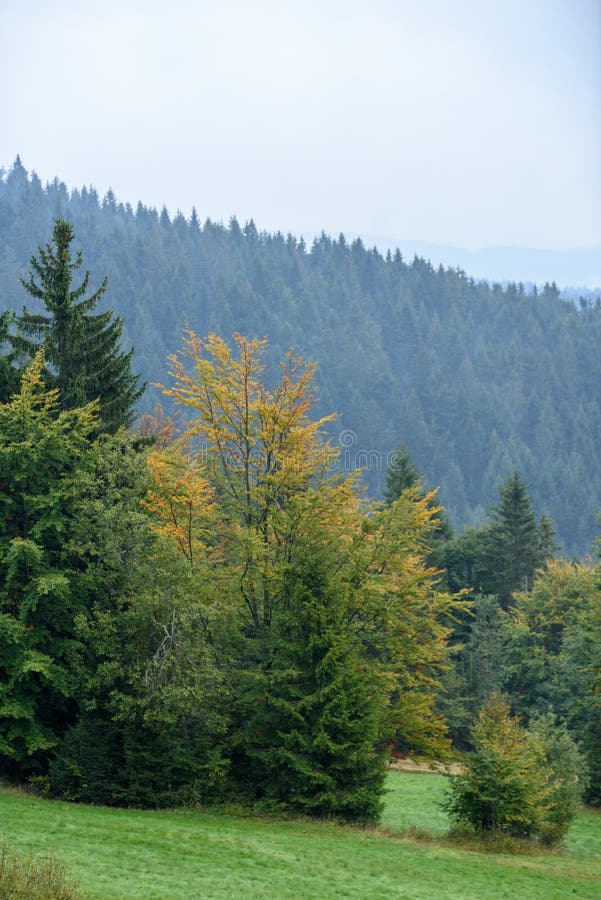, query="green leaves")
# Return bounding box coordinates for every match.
[506,559,601,805]
[0,359,99,776]
[147,334,463,820]
[0,611,67,760]
[444,696,586,845]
